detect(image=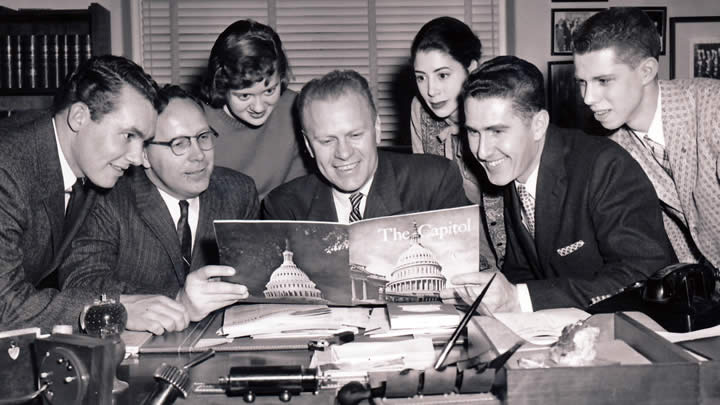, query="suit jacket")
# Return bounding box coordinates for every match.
[59,166,260,299]
[496,126,675,310]
[0,112,99,332]
[262,150,470,221]
[611,79,720,268]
